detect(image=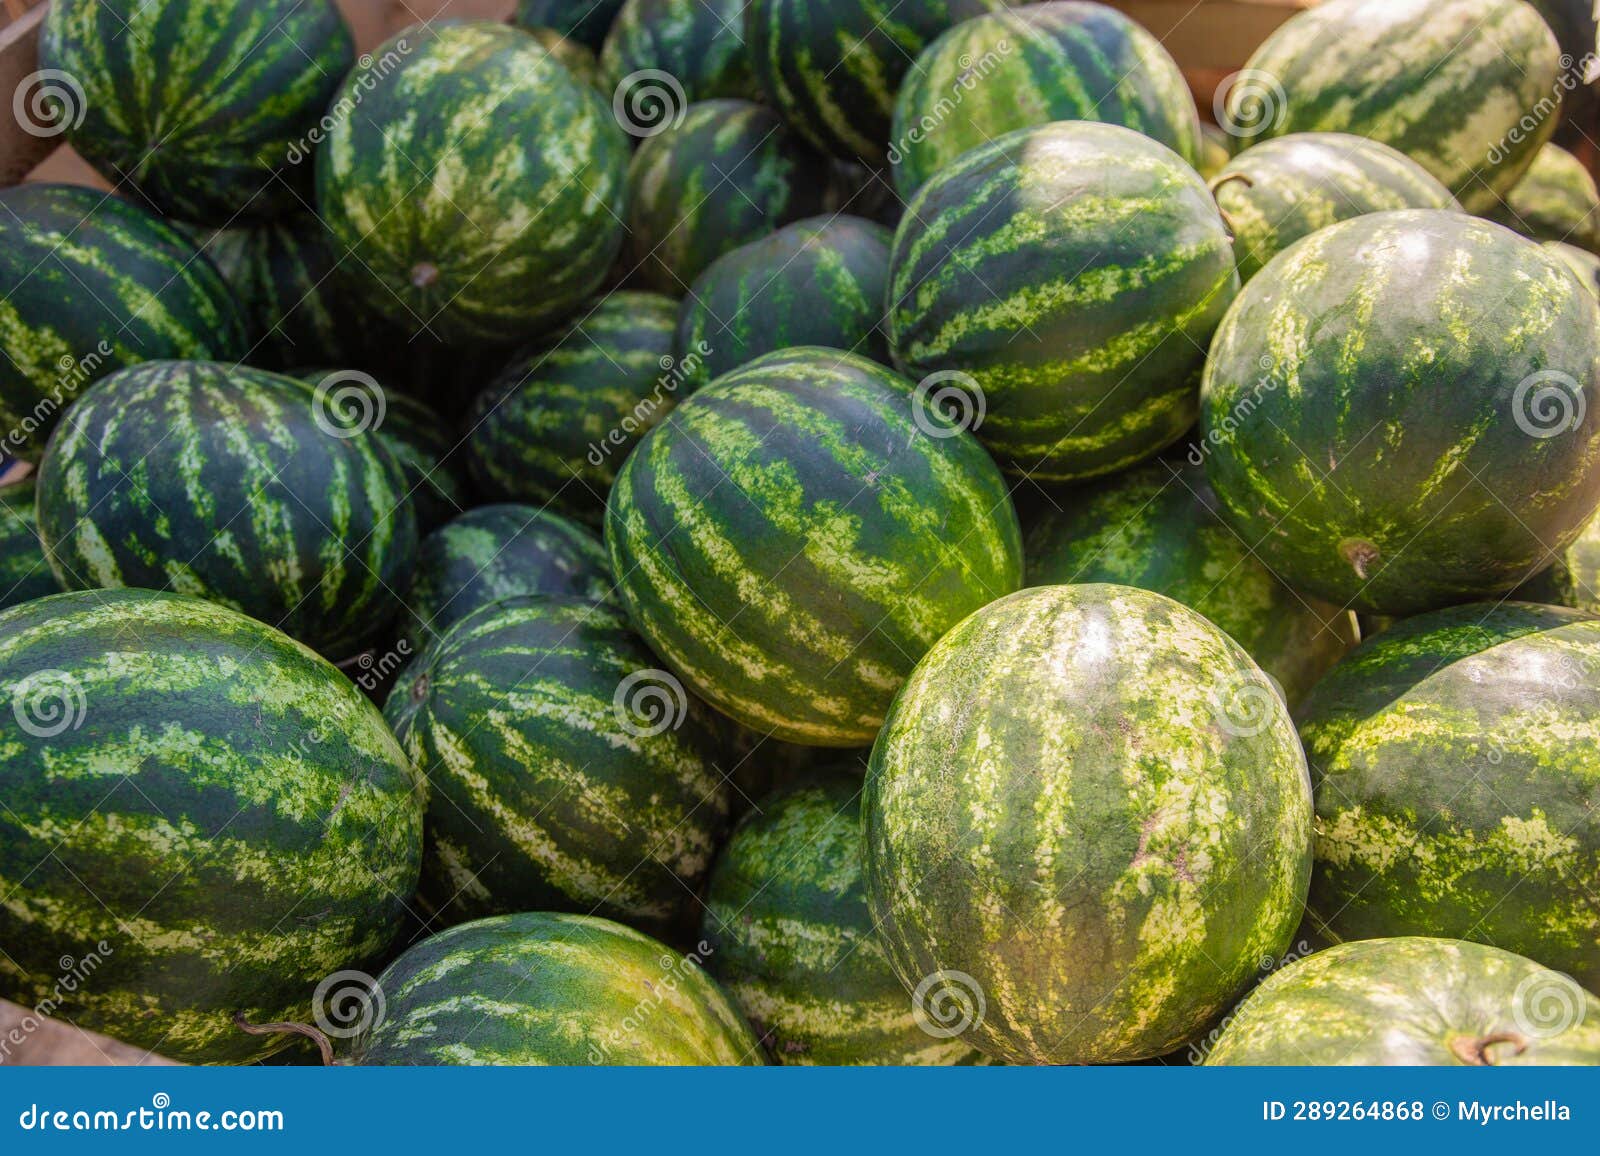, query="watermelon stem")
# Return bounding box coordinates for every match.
[233,1012,337,1065]
[1207,171,1254,244]
[1447,1031,1529,1066]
